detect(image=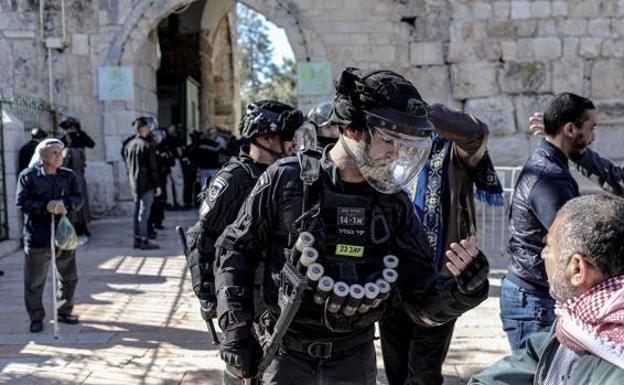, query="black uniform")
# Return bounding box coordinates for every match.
[186,146,268,315]
[215,148,489,384]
